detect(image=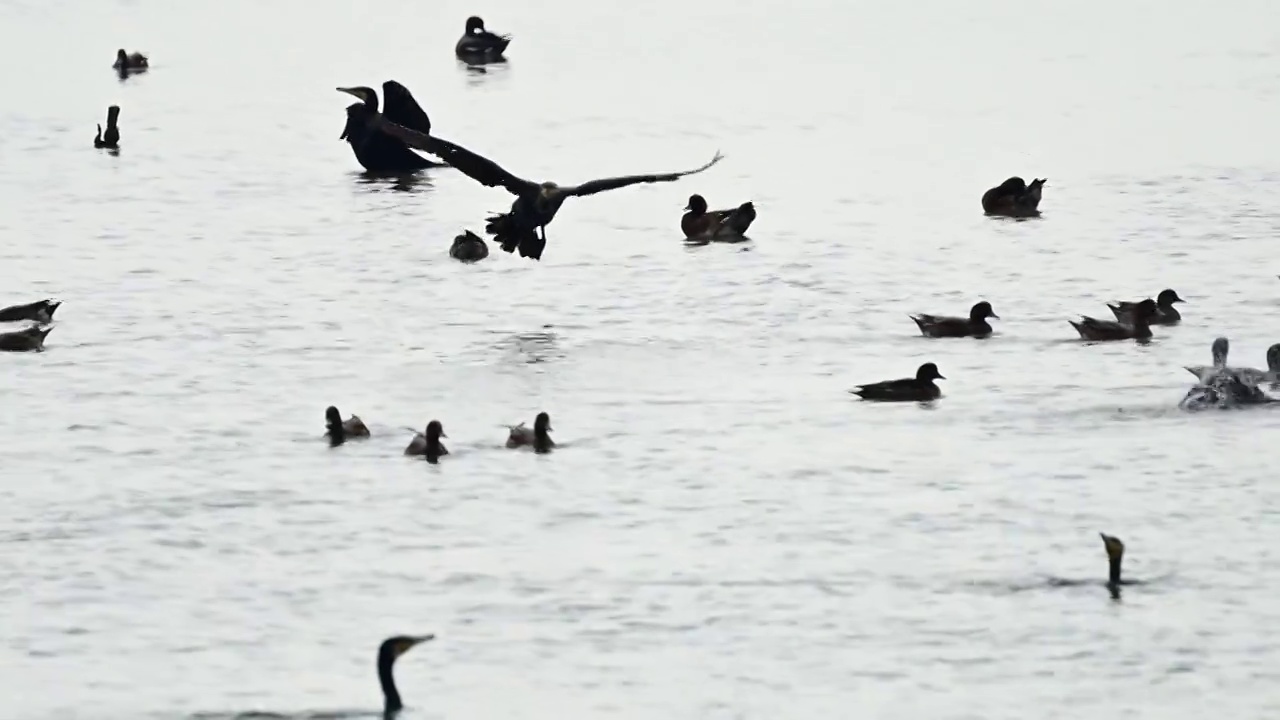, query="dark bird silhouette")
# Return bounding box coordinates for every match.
[1069,298,1157,341]
[911,301,999,338]
[851,363,945,402]
[376,119,724,260]
[507,412,554,453]
[94,106,120,149]
[681,194,756,240]
[1108,288,1184,326]
[0,299,60,323]
[981,176,1045,217]
[325,405,370,447]
[337,82,443,174]
[455,16,511,60]
[449,230,490,262]
[0,325,52,352]
[113,49,149,71]
[377,635,433,718]
[404,420,449,463]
